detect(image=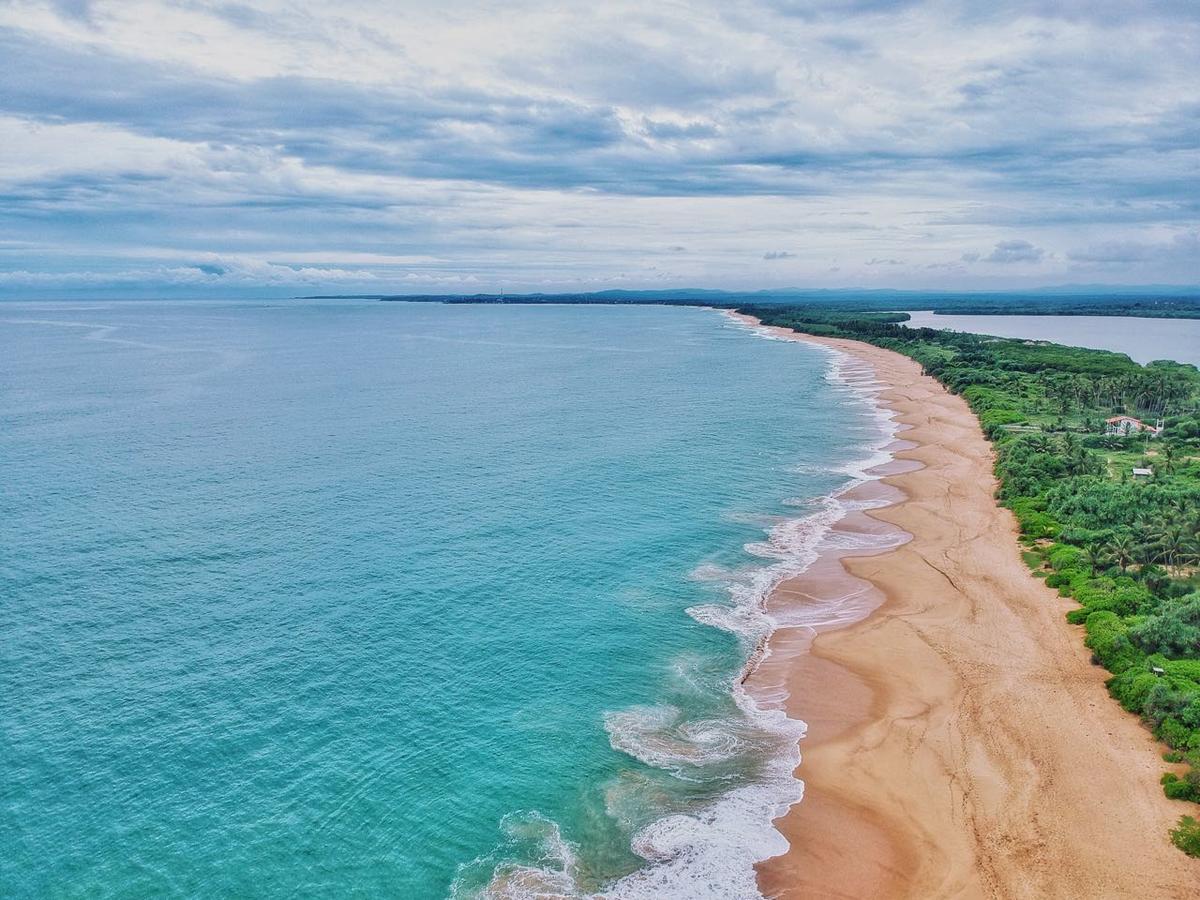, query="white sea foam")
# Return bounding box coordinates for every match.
[598,673,807,899]
[469,311,904,900]
[604,705,745,775]
[595,310,903,899]
[454,812,582,900]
